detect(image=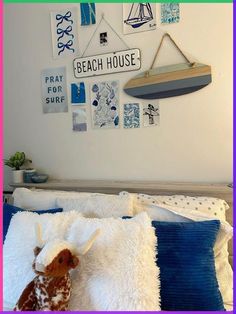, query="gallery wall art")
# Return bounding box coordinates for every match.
[123,3,156,35]
[72,108,87,132]
[123,103,140,129]
[71,82,86,104]
[80,3,96,26]
[124,33,212,99]
[41,67,68,114]
[90,81,119,129]
[73,49,141,78]
[143,103,160,127]
[161,3,180,24]
[51,8,78,58]
[100,32,108,47]
[41,4,182,132]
